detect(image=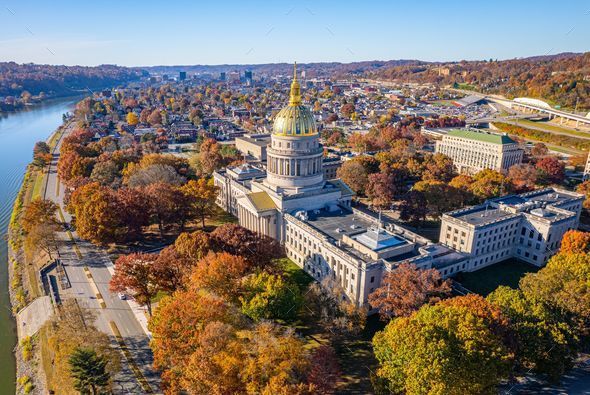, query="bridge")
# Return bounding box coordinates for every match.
[507,98,590,128]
